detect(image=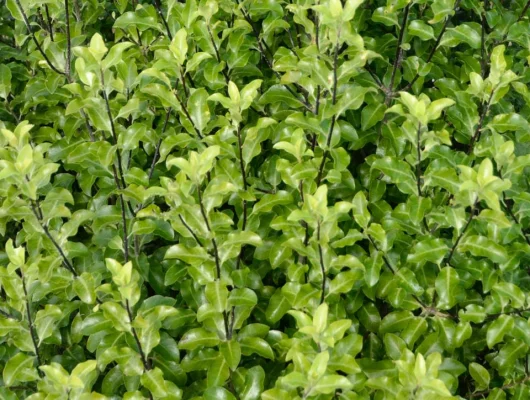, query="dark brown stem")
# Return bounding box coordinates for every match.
[120,194,129,262]
[148,109,171,181]
[388,3,411,97]
[402,0,461,92]
[317,222,326,304]
[45,5,54,41]
[153,0,172,39]
[178,215,203,246]
[468,90,494,154]
[175,90,203,139]
[21,273,43,373]
[416,123,422,197]
[14,0,65,75]
[517,0,530,22]
[207,23,230,84]
[316,39,339,185]
[469,376,530,398]
[125,300,151,370]
[368,234,427,308]
[64,0,71,78]
[100,71,128,193]
[29,199,77,276]
[480,12,487,78]
[236,0,312,111]
[197,184,231,339]
[446,201,477,266]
